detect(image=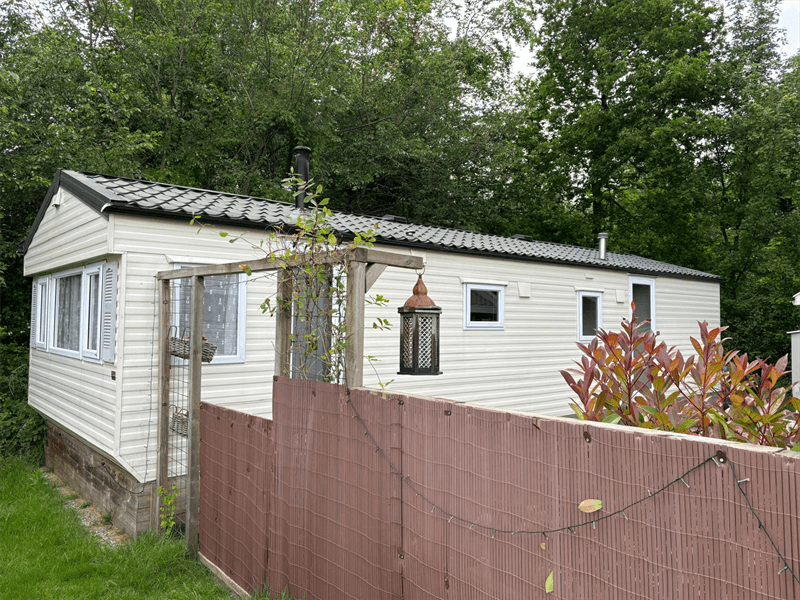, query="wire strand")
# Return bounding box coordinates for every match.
[344,387,799,583]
